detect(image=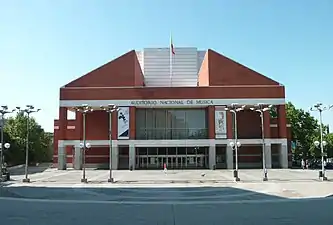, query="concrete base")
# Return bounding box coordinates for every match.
[22,178,30,183]
[234,177,240,182]
[321,176,328,181]
[108,178,115,183]
[81,178,88,183]
[263,177,268,181]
